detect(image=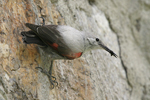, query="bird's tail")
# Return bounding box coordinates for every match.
[21,31,46,46]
